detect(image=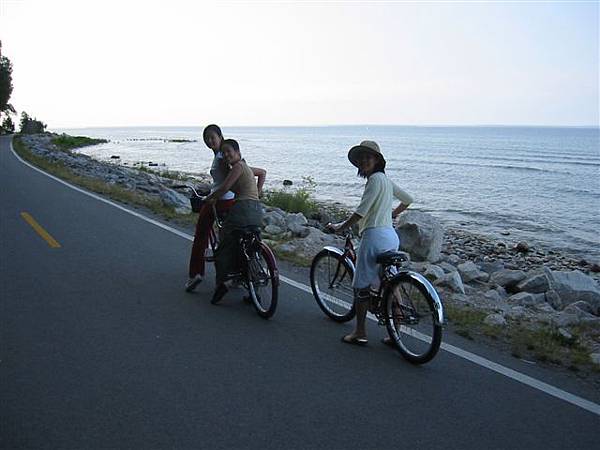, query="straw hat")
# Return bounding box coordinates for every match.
[348,140,386,168]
